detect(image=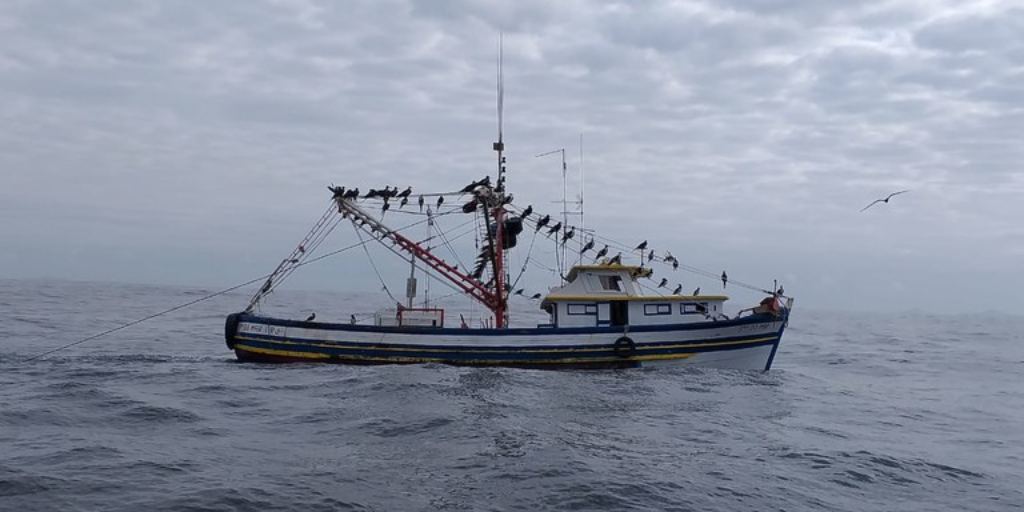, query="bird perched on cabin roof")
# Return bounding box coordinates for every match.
[672,284,682,295]
[305,312,316,321]
[608,252,622,265]
[692,287,700,296]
